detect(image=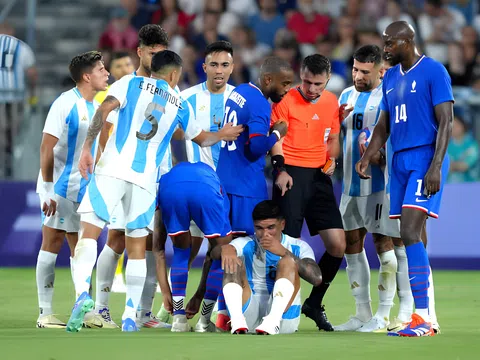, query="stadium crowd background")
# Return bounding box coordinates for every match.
[1,0,479,183]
